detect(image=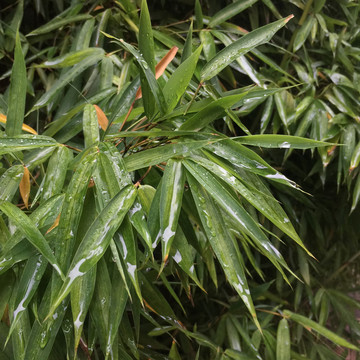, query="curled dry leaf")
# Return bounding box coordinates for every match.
[19,166,30,208]
[0,113,38,135]
[94,104,109,130]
